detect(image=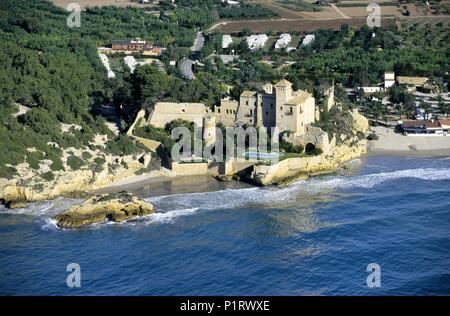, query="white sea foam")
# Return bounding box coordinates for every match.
[1,200,55,215]
[144,208,200,224]
[146,167,450,218]
[1,197,81,217]
[41,218,58,231]
[2,167,449,227]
